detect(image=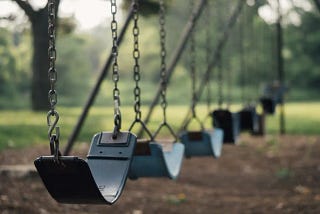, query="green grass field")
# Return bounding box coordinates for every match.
[0,102,319,151]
